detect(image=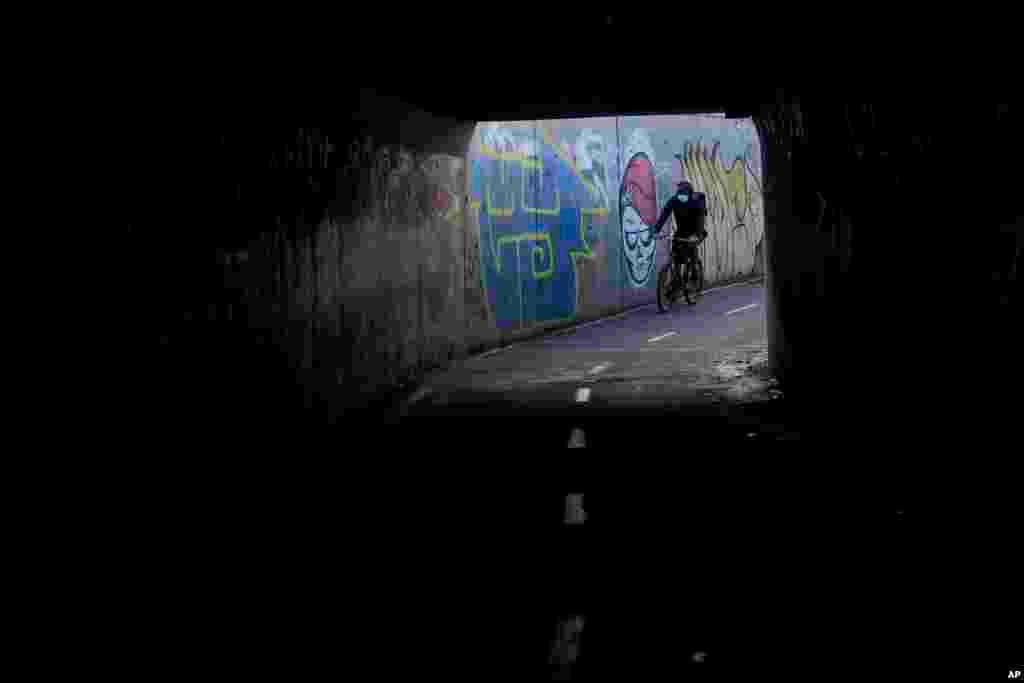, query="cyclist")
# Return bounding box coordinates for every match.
[652,180,708,292]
